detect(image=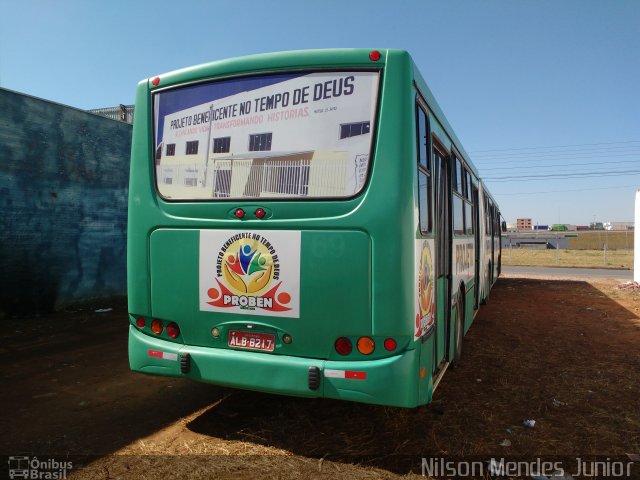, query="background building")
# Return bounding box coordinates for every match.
[516,218,532,230]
